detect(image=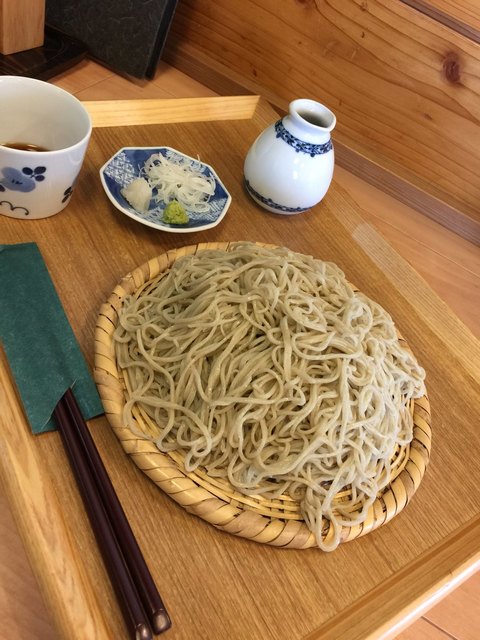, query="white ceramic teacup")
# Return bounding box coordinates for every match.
[0,76,92,219]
